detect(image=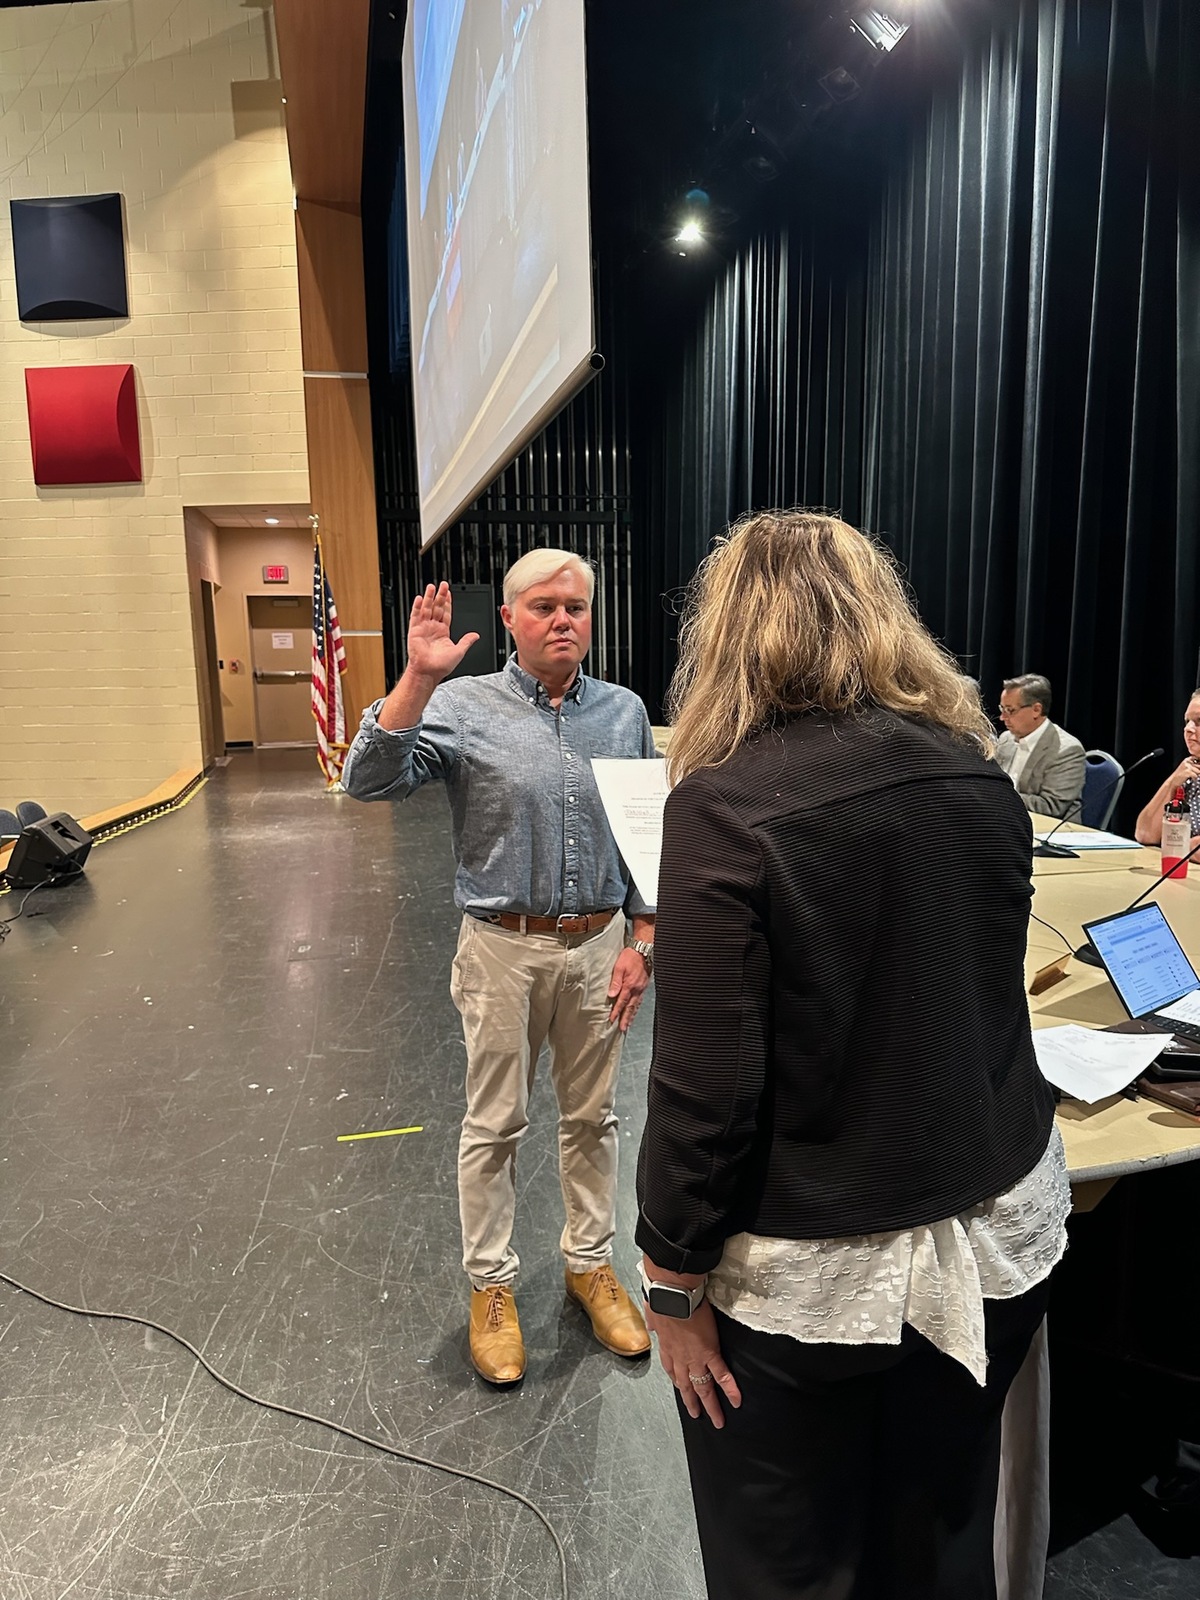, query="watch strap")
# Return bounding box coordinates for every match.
[638,1264,706,1316]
